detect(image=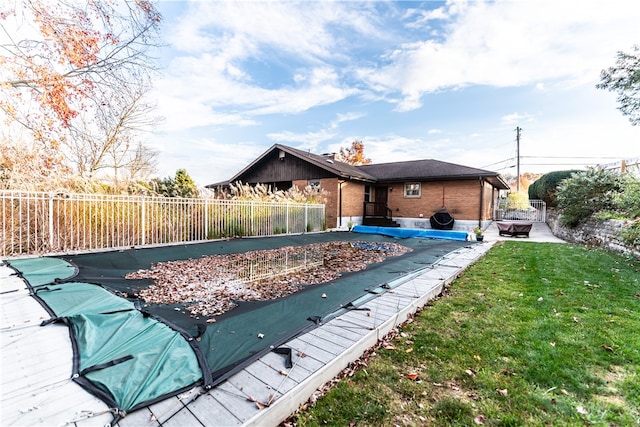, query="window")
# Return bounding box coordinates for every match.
[364,185,371,202]
[404,183,421,198]
[308,180,321,192]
